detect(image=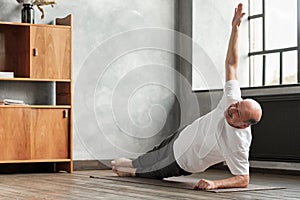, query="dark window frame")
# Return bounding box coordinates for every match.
[248,0,300,86]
